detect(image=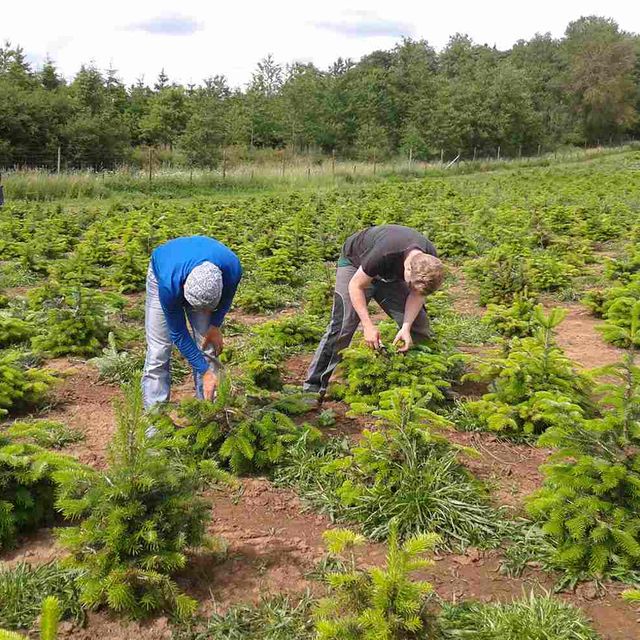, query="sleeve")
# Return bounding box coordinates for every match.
[158,288,209,375]
[211,263,242,327]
